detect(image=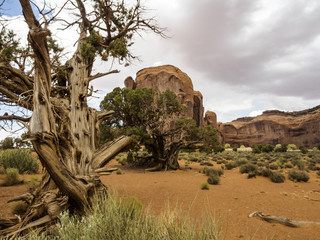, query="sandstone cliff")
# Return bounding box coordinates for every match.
[125,65,206,126]
[220,106,320,148]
